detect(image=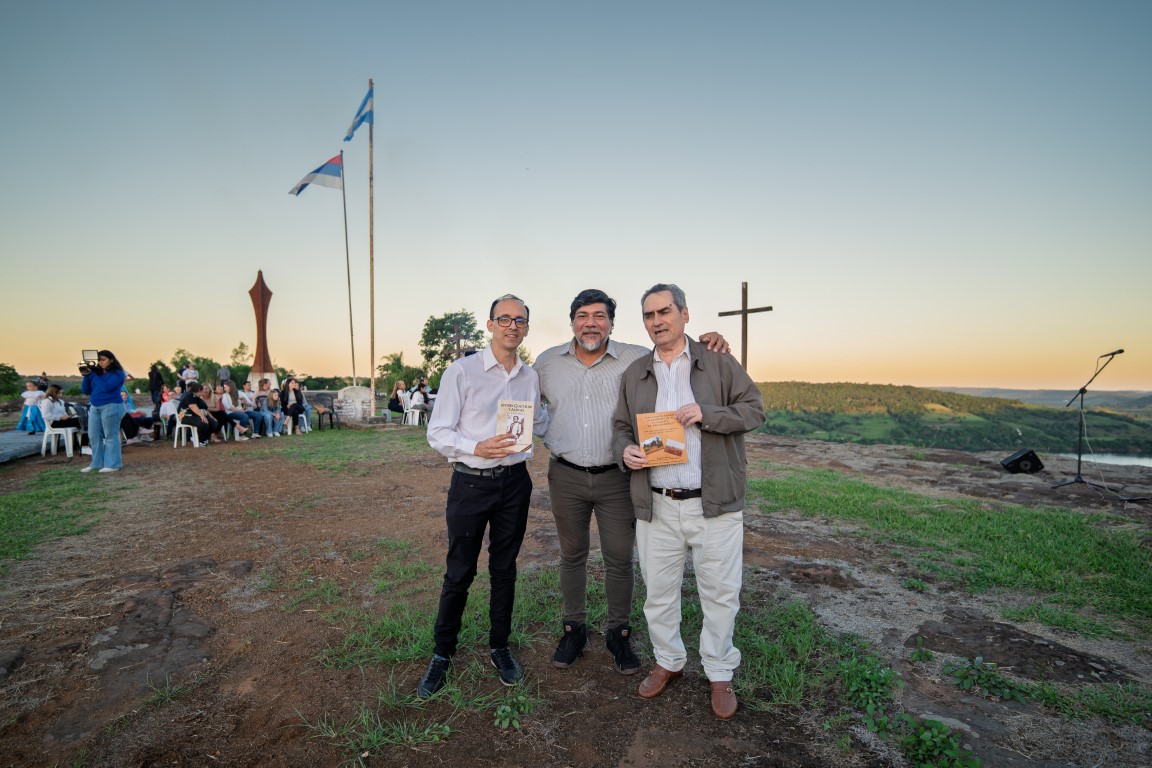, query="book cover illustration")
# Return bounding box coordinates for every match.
[635,411,687,466]
[497,399,534,452]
